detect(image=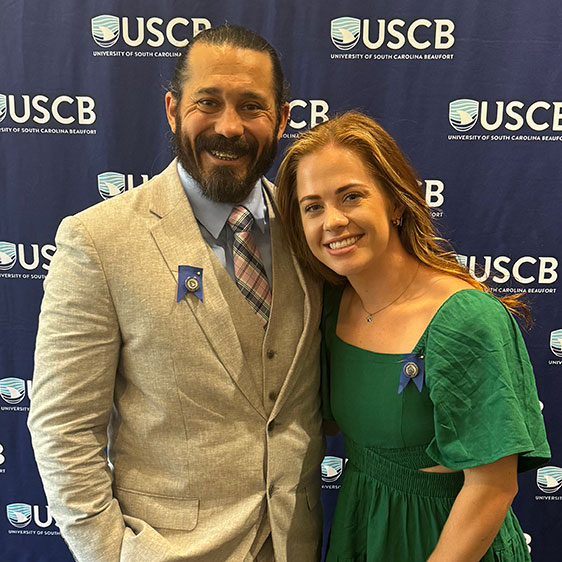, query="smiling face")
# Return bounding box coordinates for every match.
[296,143,403,280]
[165,42,289,203]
